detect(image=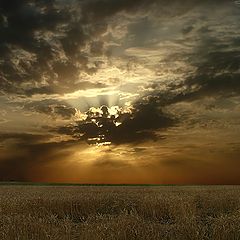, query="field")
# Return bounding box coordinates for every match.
[0,185,240,240]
